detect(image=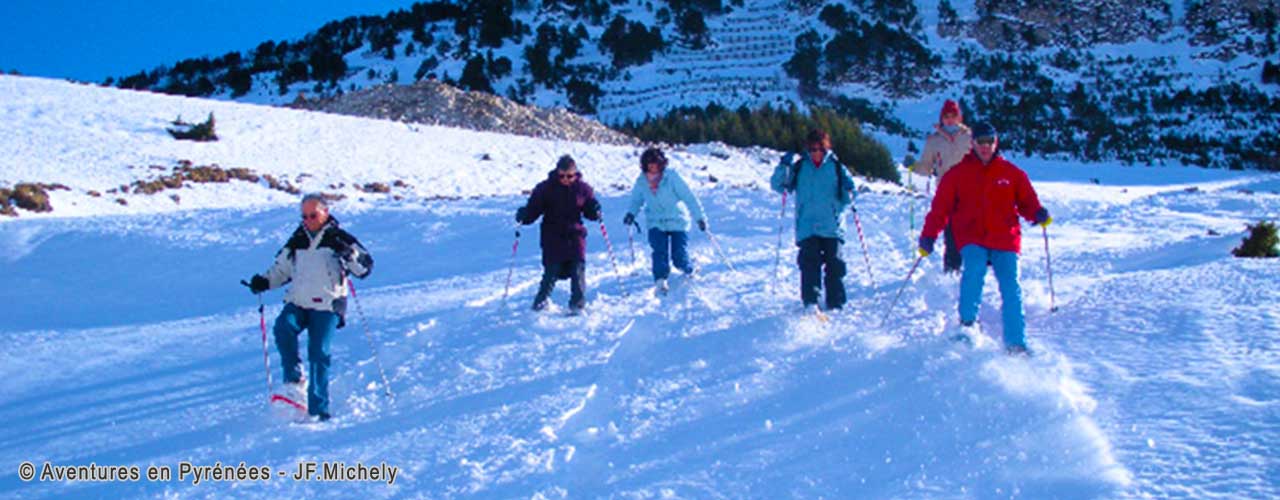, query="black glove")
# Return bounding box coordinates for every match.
[850,205,858,214]
[918,236,936,257]
[1033,207,1052,226]
[331,239,354,259]
[247,274,270,294]
[623,213,635,226]
[515,206,528,224]
[697,219,707,232]
[583,199,601,221]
